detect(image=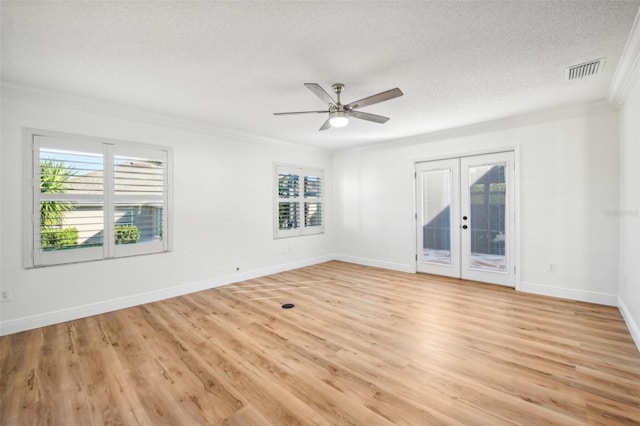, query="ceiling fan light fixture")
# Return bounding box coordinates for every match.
[329,111,349,128]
